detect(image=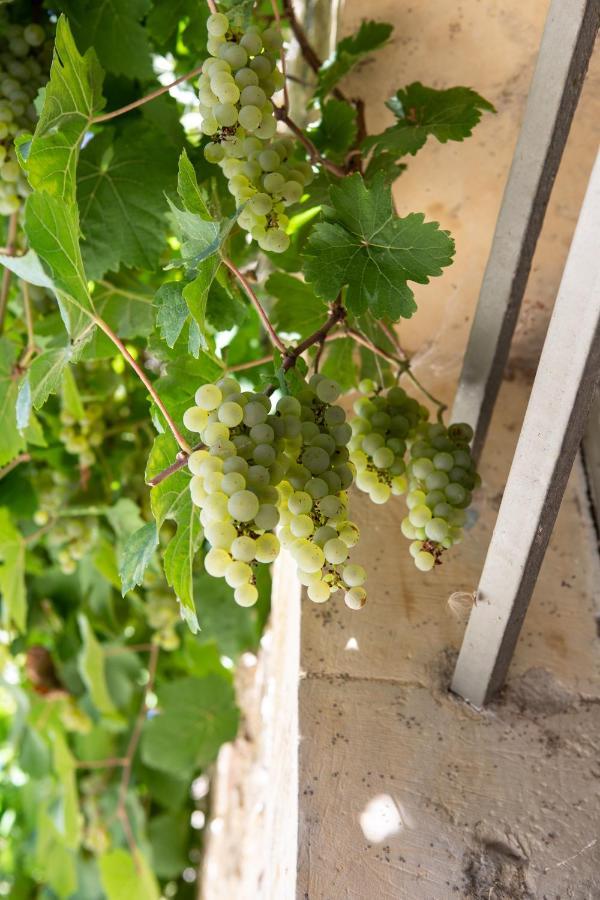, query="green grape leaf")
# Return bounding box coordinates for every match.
[77,615,121,720]
[317,21,393,98]
[119,523,159,595]
[364,151,406,185]
[99,849,159,900]
[52,729,82,848]
[206,277,247,332]
[34,812,78,899]
[92,278,155,340]
[177,149,211,219]
[17,346,72,426]
[155,282,189,349]
[0,508,26,632]
[17,16,104,203]
[182,257,221,350]
[163,503,202,630]
[148,811,190,879]
[60,366,85,420]
[310,99,357,163]
[147,434,200,631]
[59,0,154,80]
[194,571,261,658]
[267,272,327,338]
[24,193,93,338]
[303,173,455,320]
[141,675,239,777]
[0,339,25,467]
[147,0,209,50]
[363,83,495,159]
[78,123,180,279]
[321,337,357,390]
